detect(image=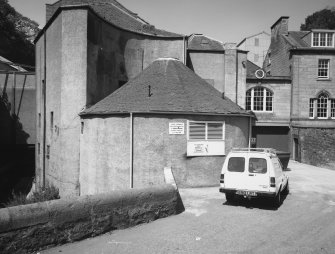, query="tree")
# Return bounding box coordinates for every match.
[300,7,335,31]
[0,0,40,68]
